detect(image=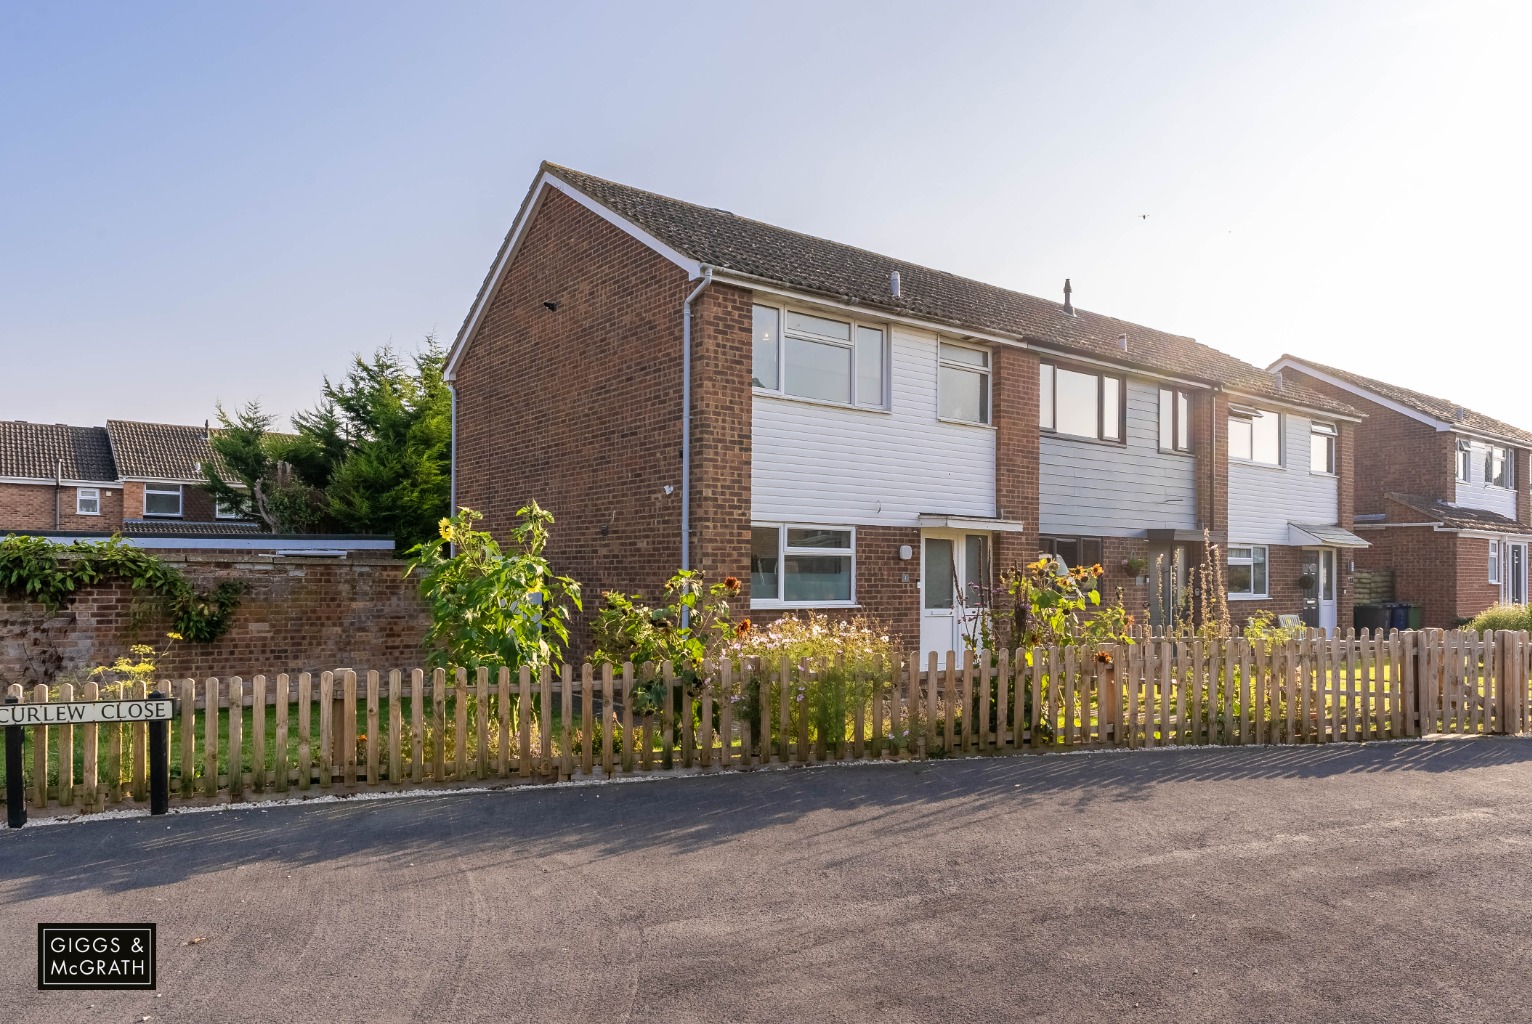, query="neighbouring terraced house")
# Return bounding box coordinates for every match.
[1271,357,1532,627]
[447,163,1368,661]
[0,419,254,535]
